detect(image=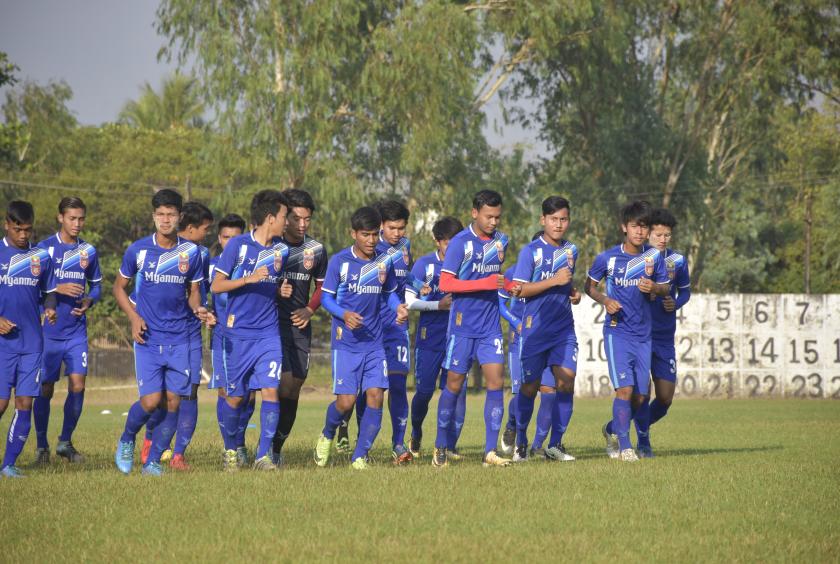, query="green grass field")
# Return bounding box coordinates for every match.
[1,380,839,562]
